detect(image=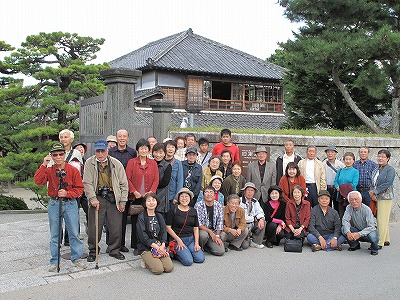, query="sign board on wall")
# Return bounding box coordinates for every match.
[240,145,270,179]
